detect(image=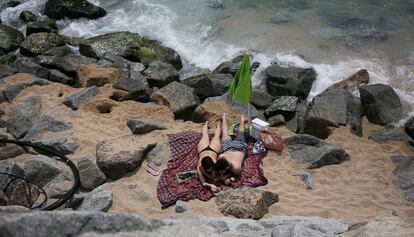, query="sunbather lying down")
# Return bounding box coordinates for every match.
[196,113,248,193]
